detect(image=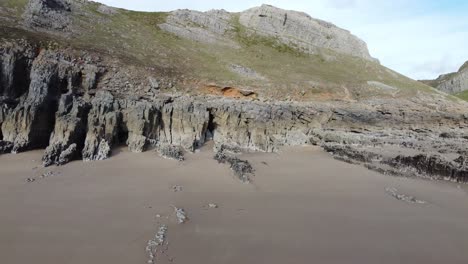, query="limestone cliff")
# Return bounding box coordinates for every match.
[160,4,375,61]
[422,61,468,94]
